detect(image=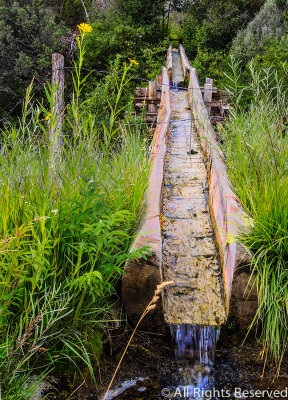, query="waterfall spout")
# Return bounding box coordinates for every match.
[170,324,220,398]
